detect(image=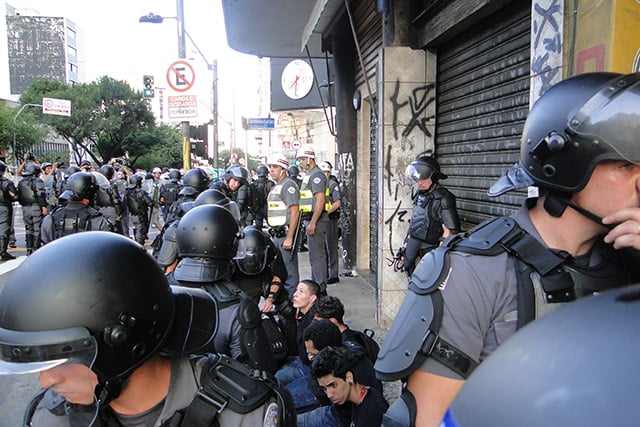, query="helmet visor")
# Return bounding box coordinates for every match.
[236,247,270,276]
[568,73,640,164]
[0,327,97,375]
[405,163,433,182]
